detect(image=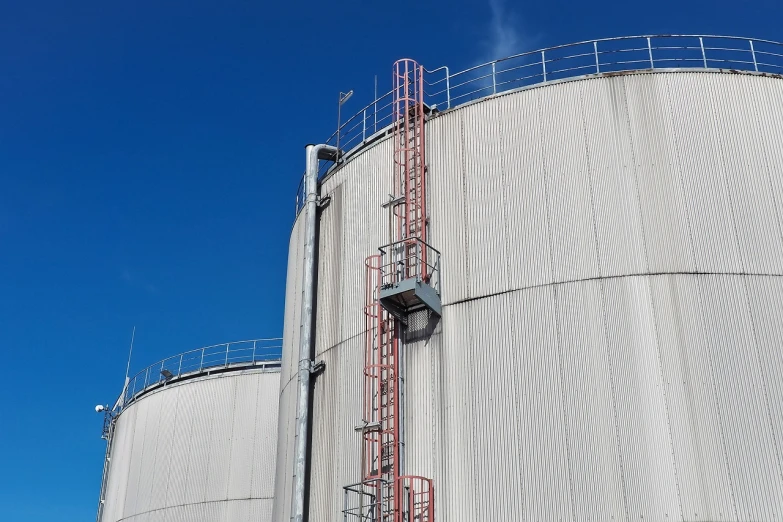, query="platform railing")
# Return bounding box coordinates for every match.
[378,237,441,295]
[342,478,393,522]
[295,34,783,217]
[121,338,282,407]
[424,35,783,111]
